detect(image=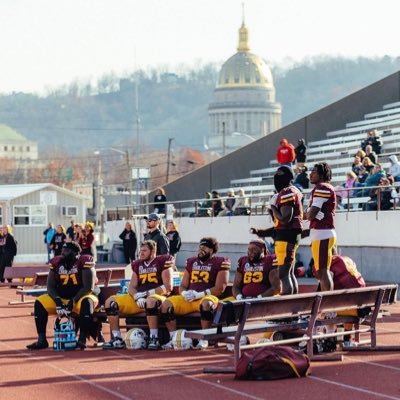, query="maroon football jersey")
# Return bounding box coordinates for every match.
[237,255,275,297]
[186,256,231,292]
[132,254,174,293]
[331,255,365,290]
[50,254,95,299]
[310,182,336,229]
[274,186,303,230]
